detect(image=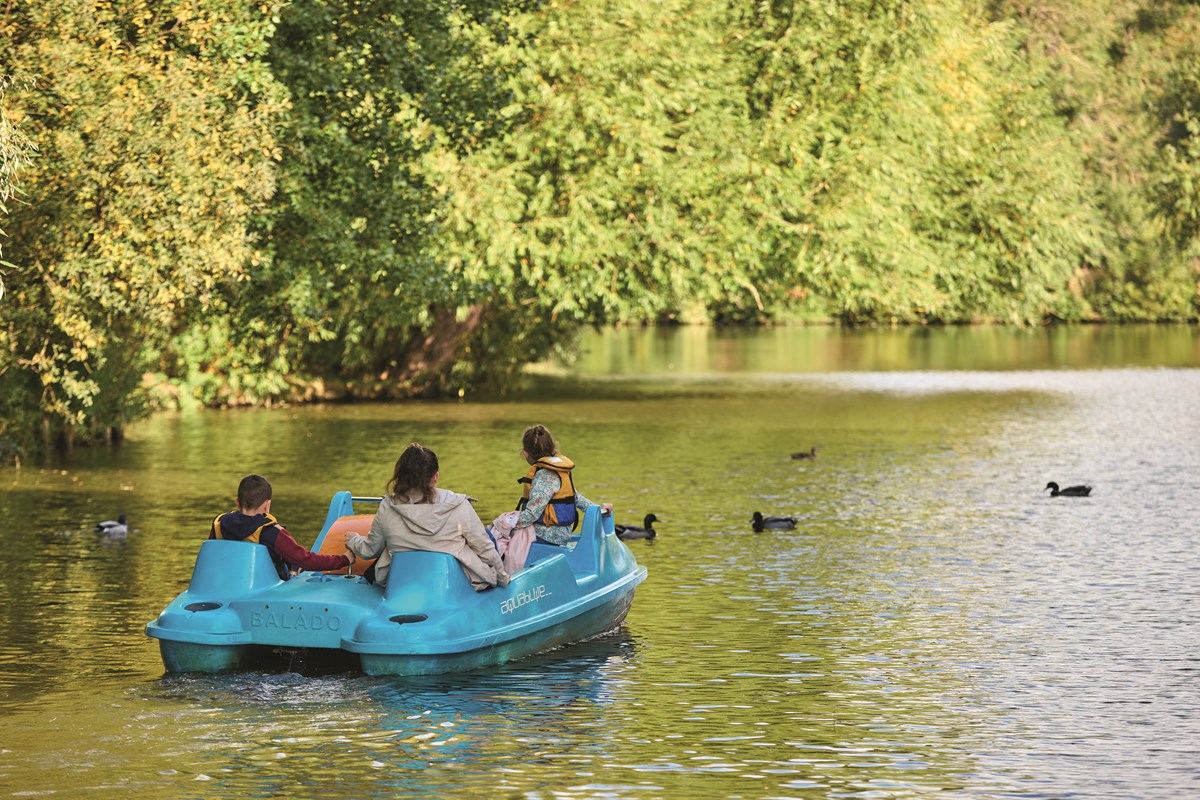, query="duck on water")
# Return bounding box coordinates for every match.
[93,513,128,537]
[751,512,797,532]
[1045,482,1092,497]
[614,513,660,541]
